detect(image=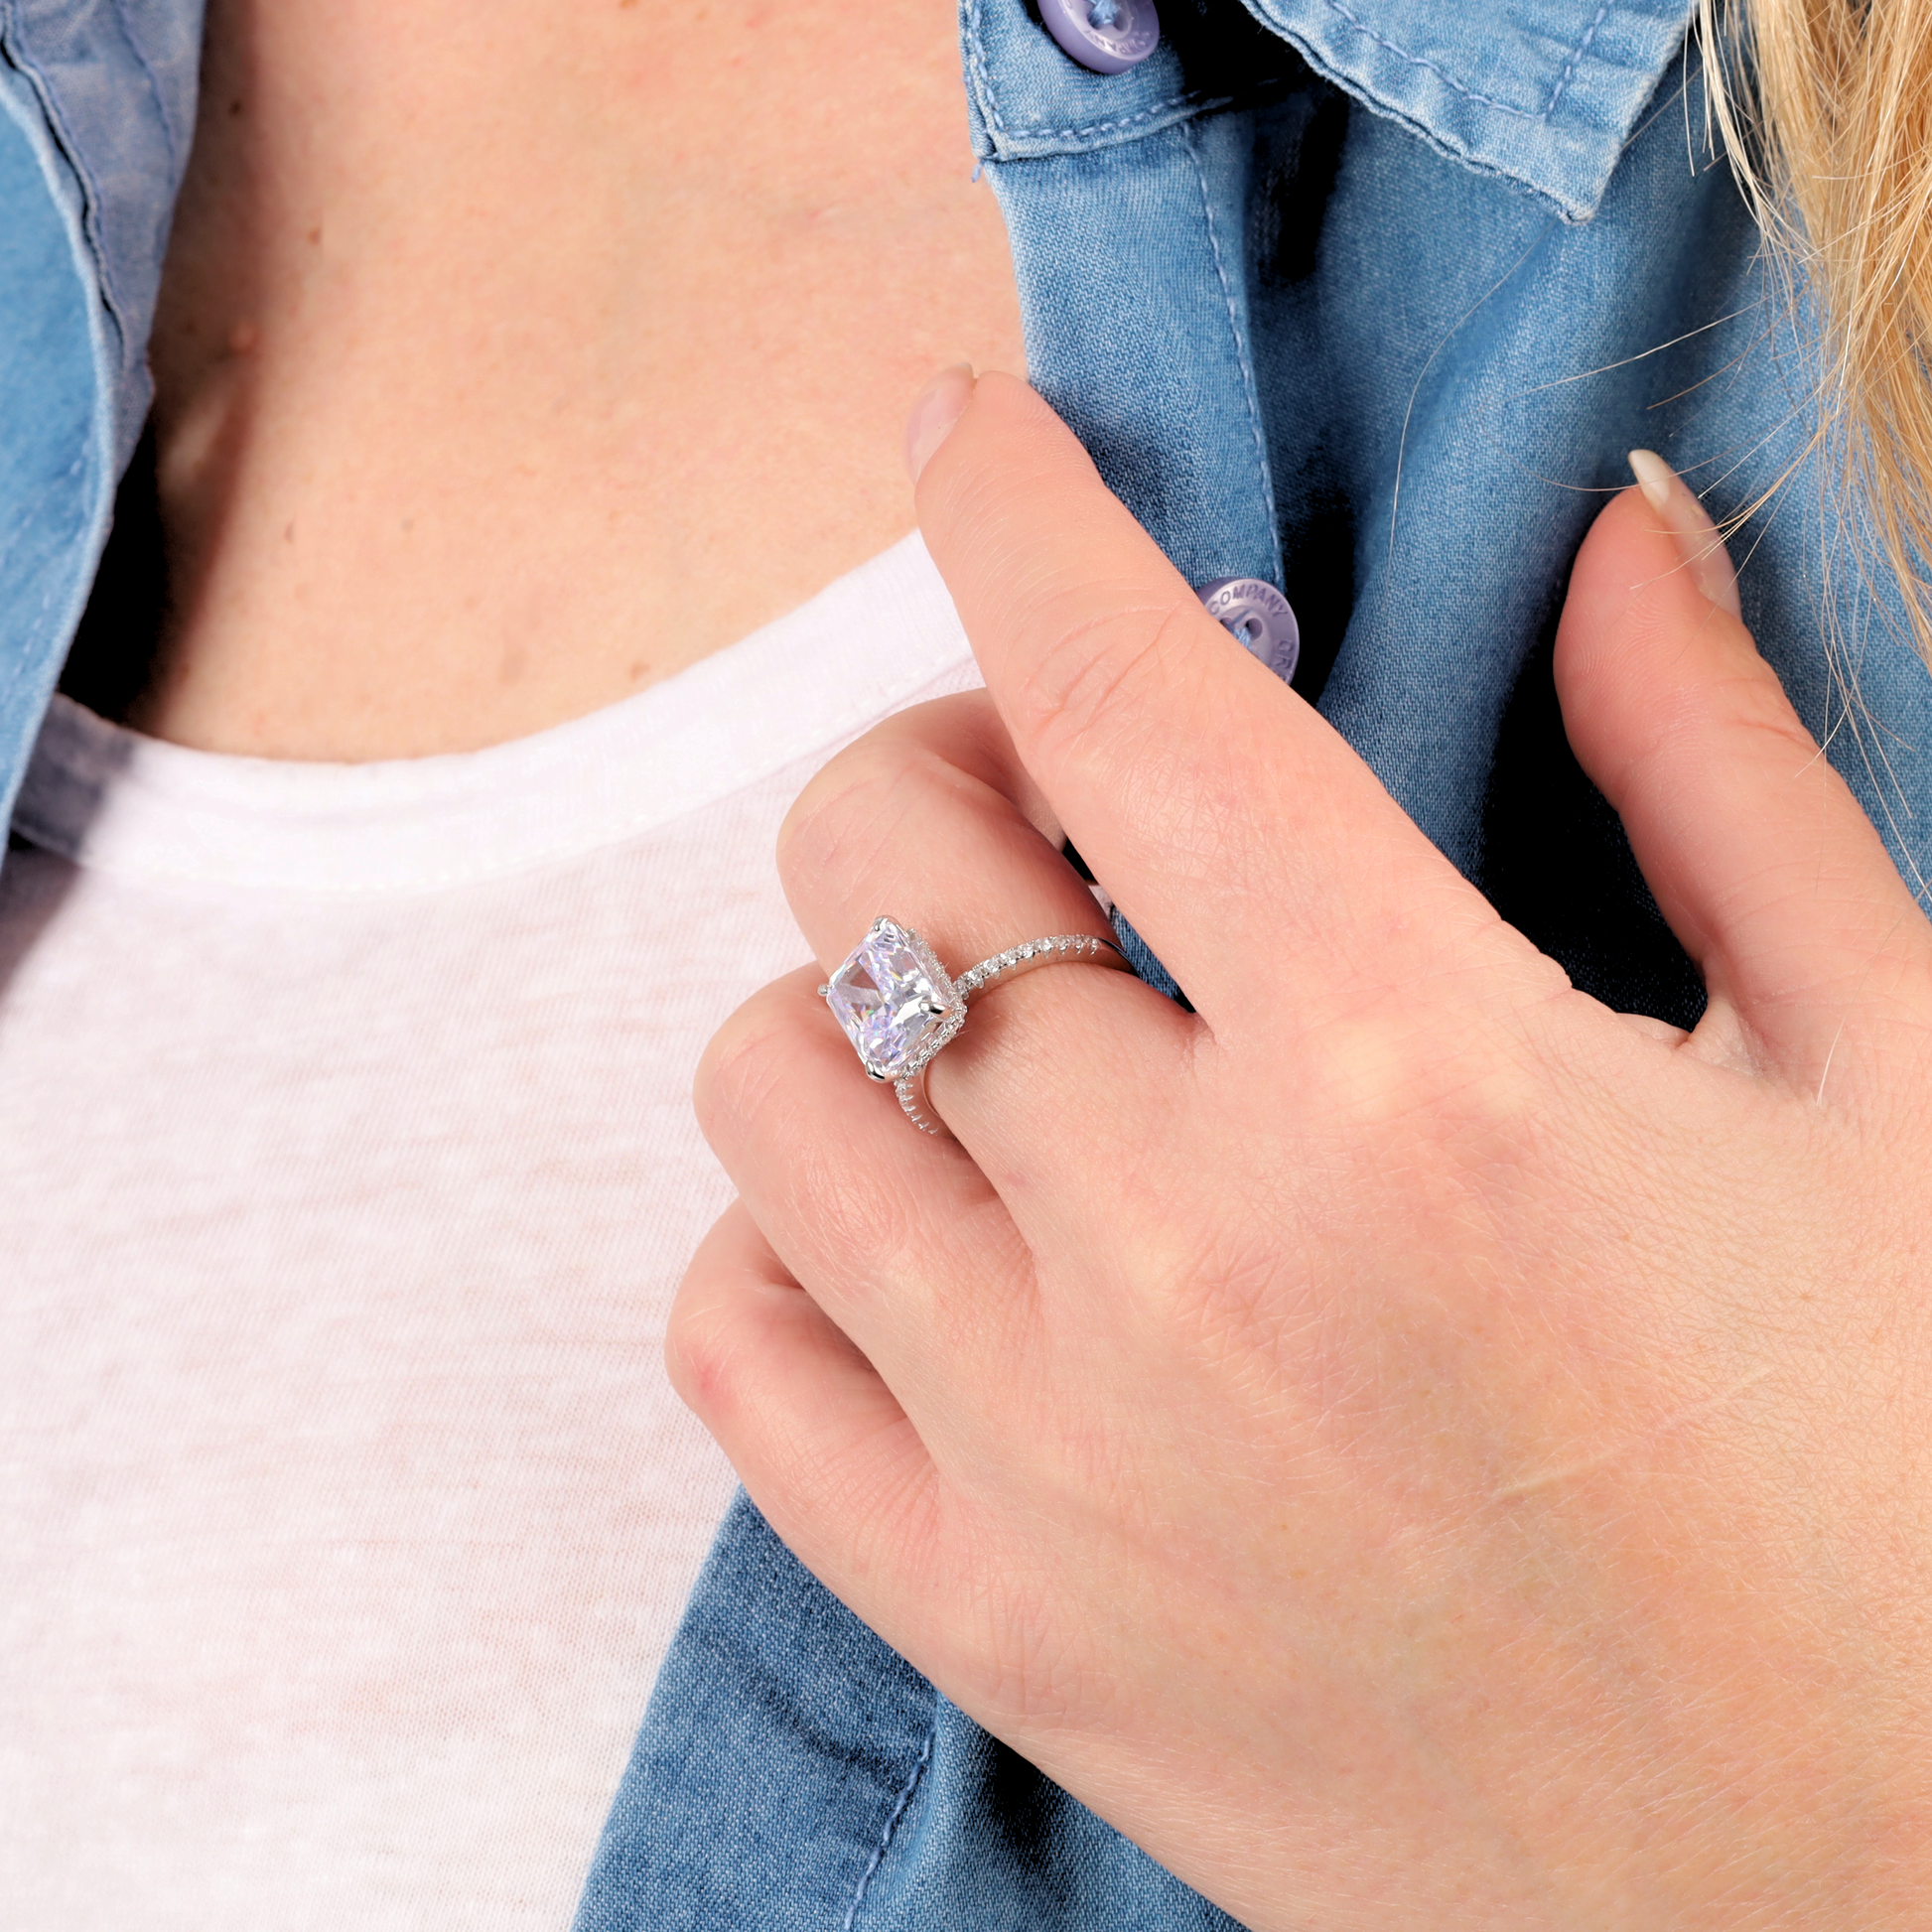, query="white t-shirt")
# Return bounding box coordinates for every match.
[0,534,979,1929]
